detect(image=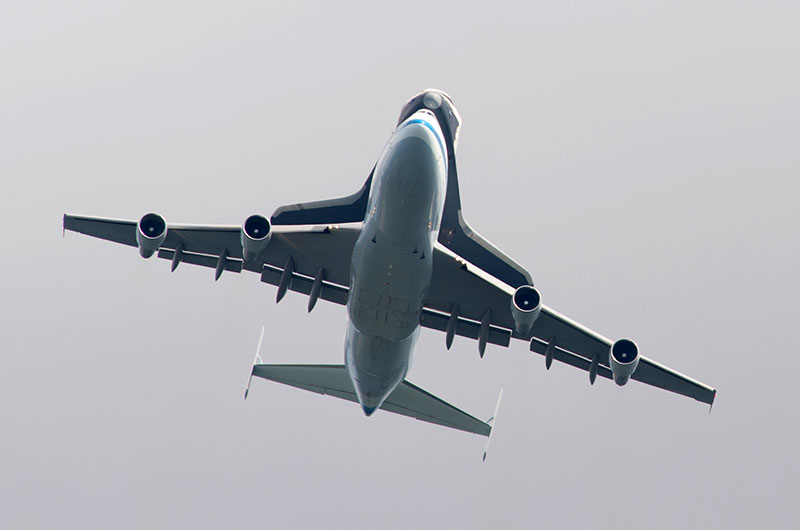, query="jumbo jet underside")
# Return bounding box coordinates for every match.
[63,89,716,449]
